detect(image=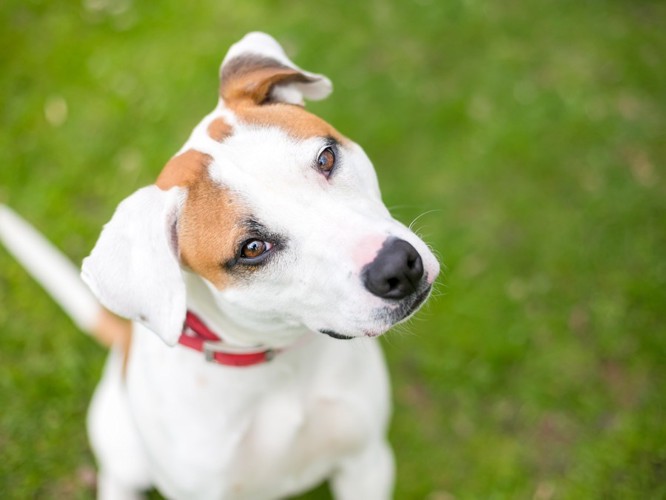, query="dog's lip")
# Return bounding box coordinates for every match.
[398,285,432,321]
[318,286,432,340]
[318,329,355,340]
